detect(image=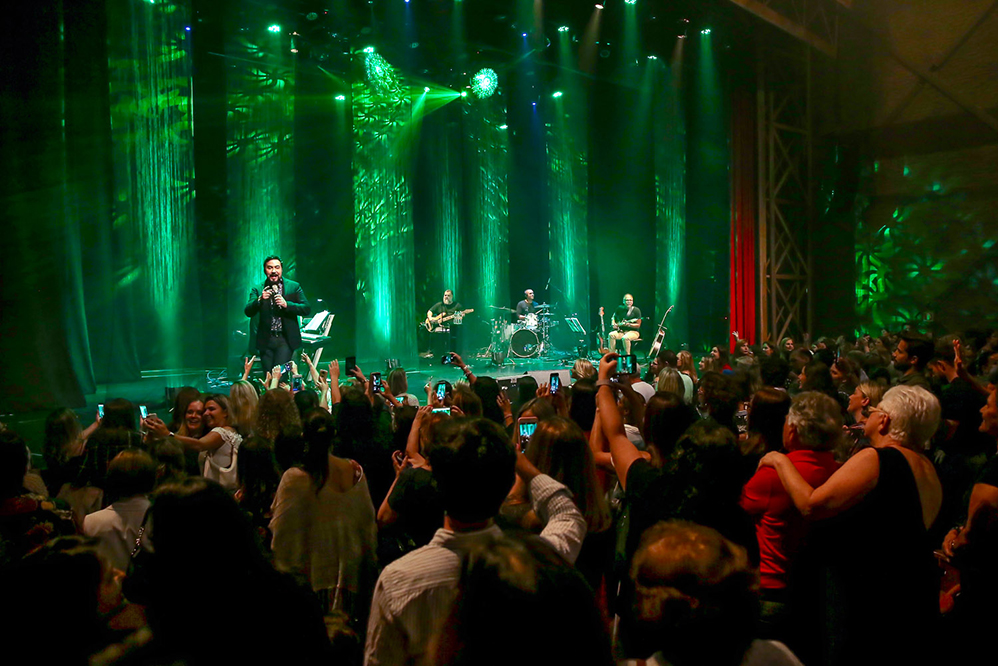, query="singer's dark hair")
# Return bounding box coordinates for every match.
[263,255,283,269]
